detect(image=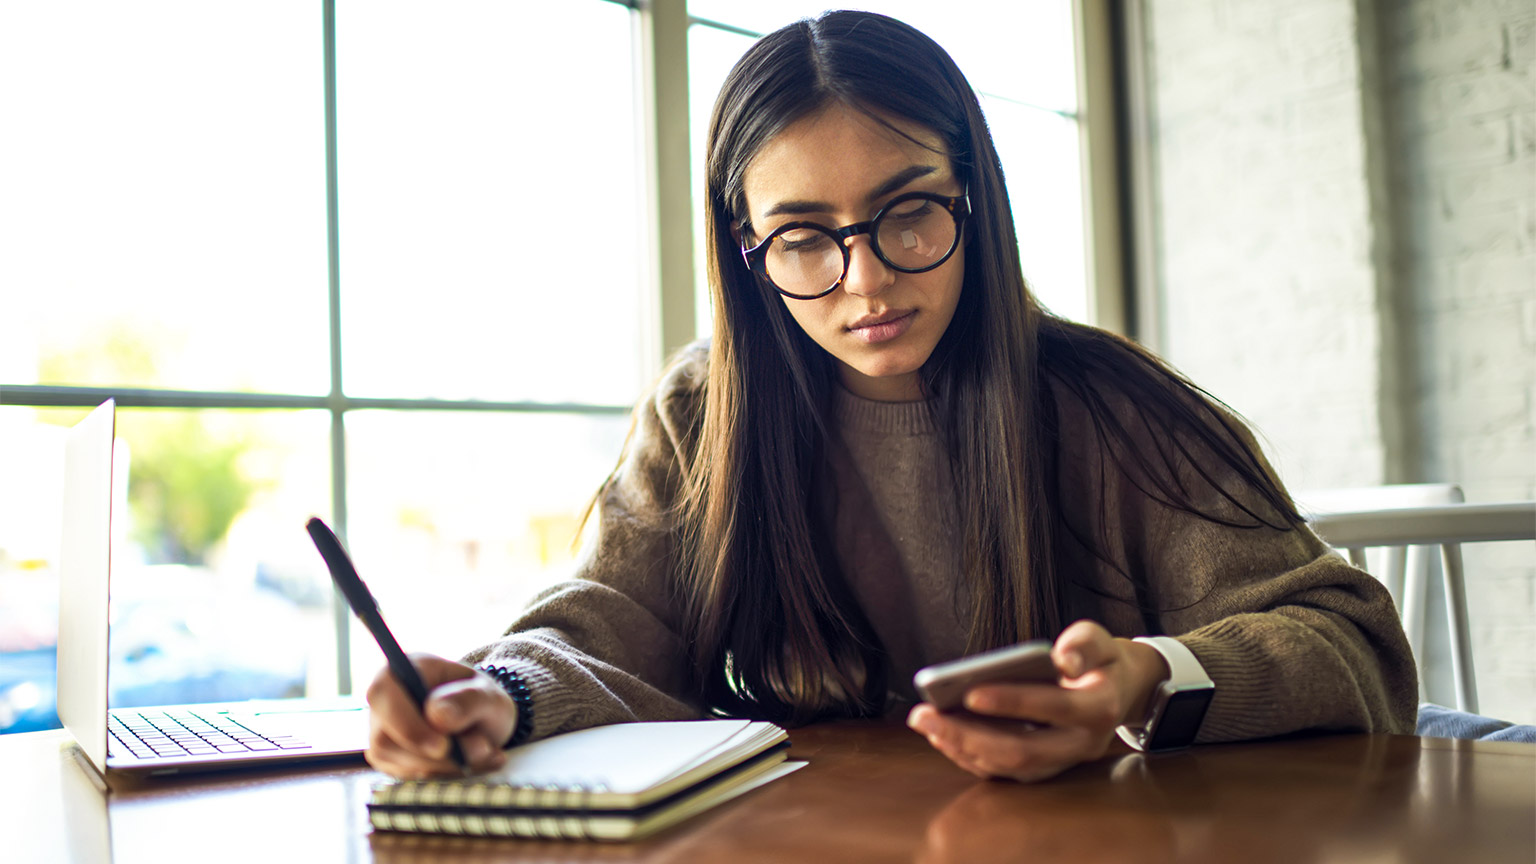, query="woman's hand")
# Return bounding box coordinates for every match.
[364,653,518,778]
[906,620,1170,783]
